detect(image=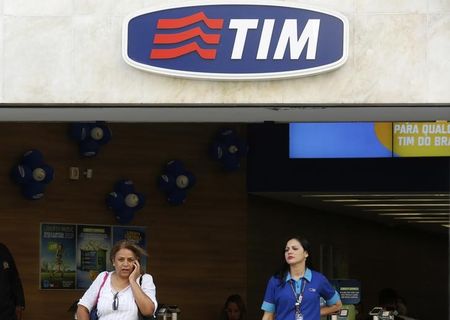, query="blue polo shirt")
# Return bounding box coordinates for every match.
[261,268,340,320]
